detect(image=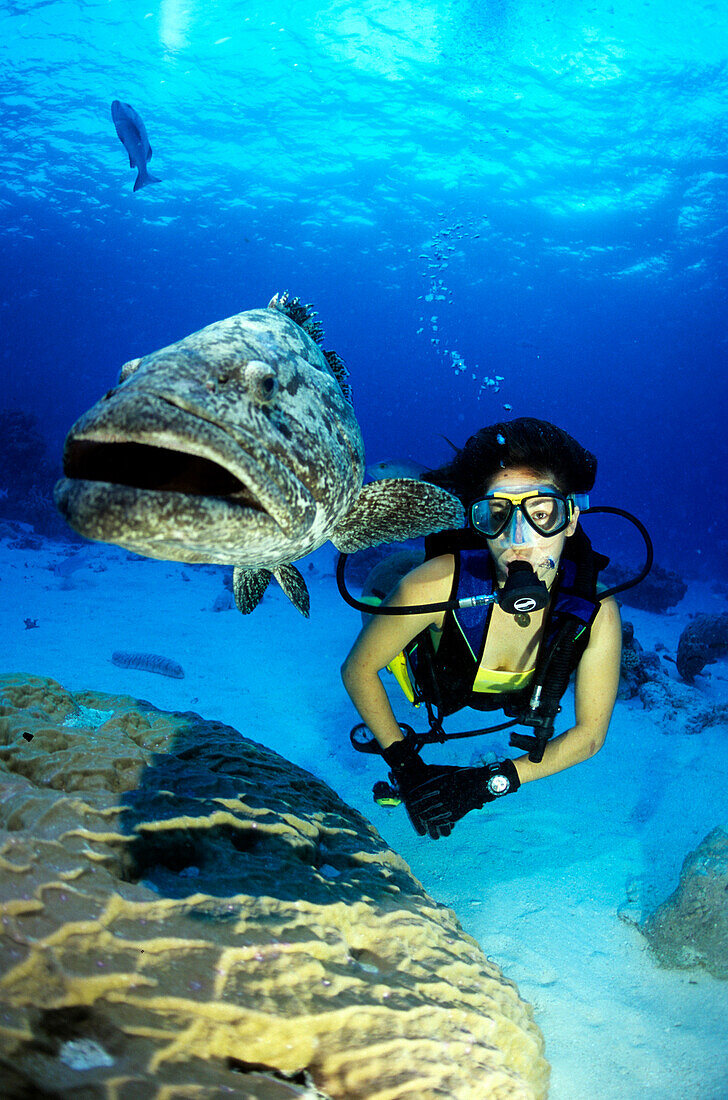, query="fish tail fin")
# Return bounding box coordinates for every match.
[133,170,162,192]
